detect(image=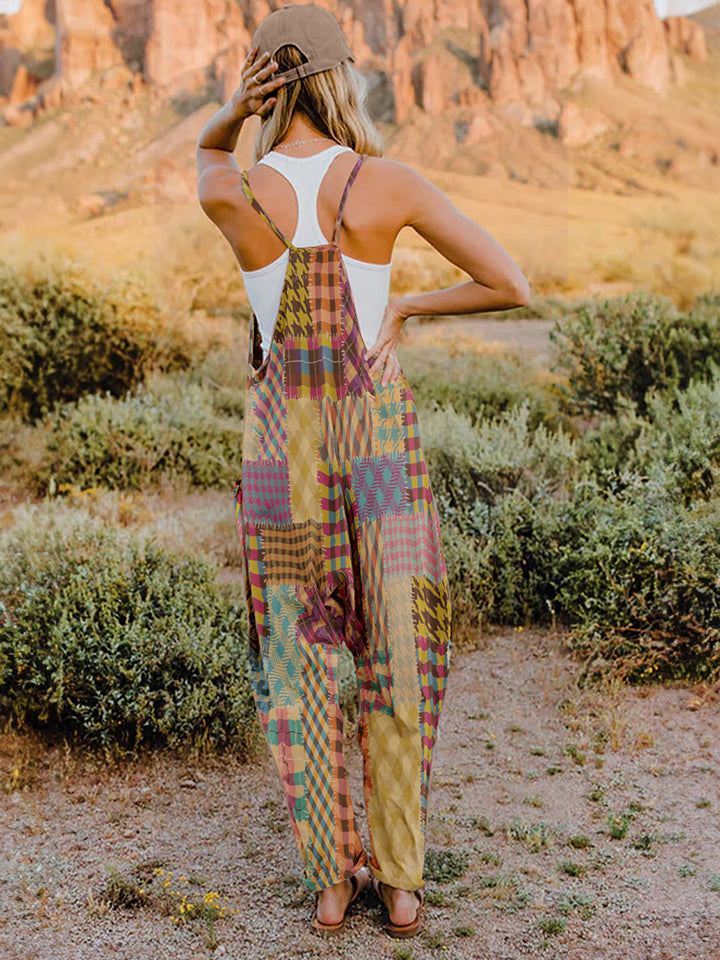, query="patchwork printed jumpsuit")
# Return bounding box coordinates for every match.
[234,155,452,892]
